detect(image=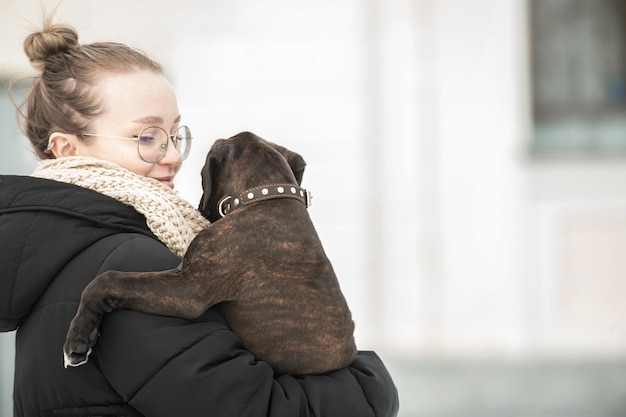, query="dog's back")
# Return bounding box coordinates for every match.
[210,200,356,375]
